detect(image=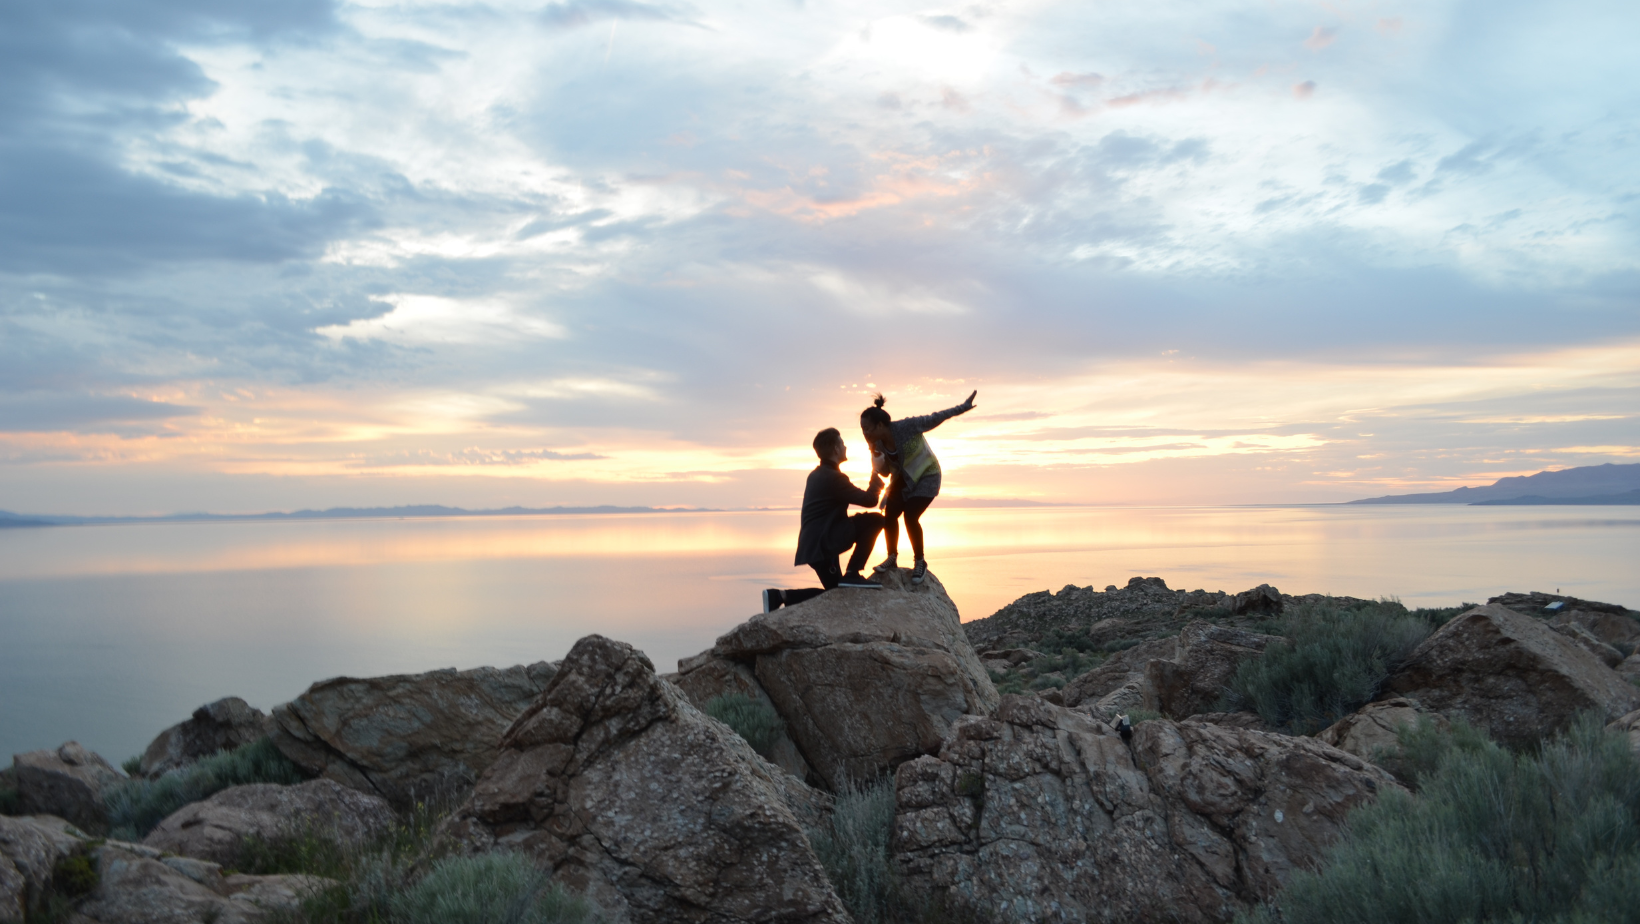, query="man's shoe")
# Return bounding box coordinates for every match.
[762,588,785,613]
[838,572,883,589]
[911,559,928,585]
[871,554,898,574]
